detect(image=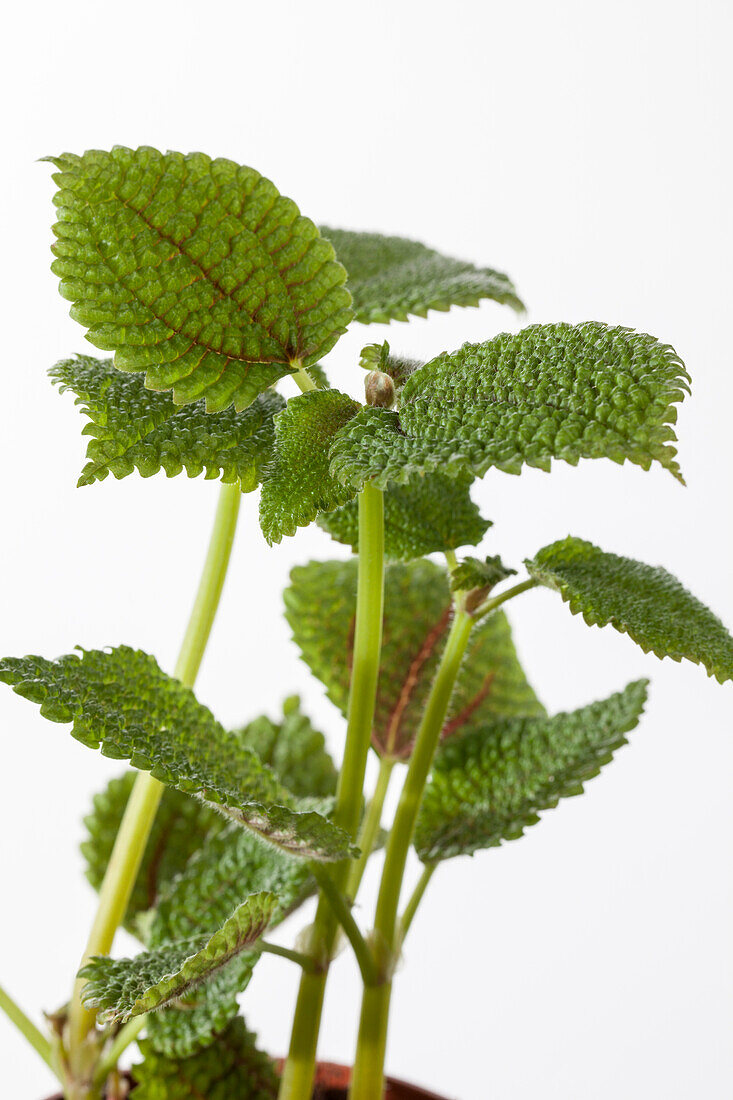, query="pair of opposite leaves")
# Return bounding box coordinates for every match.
[49,147,689,552]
